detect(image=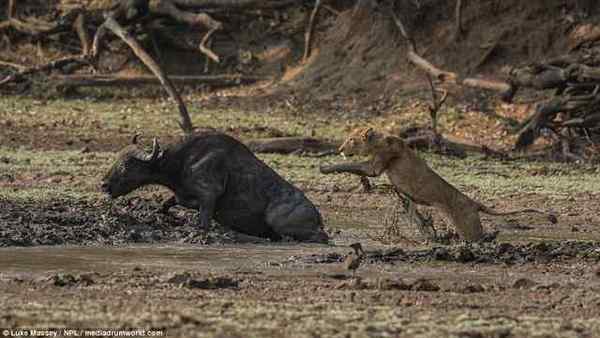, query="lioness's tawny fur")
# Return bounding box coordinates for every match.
[320,127,555,241]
